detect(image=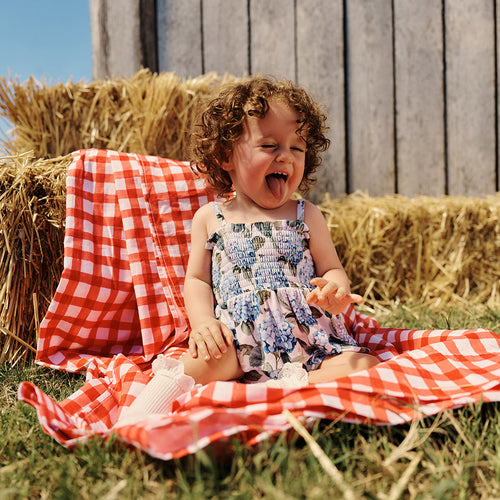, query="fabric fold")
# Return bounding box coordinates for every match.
[18,149,500,461]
